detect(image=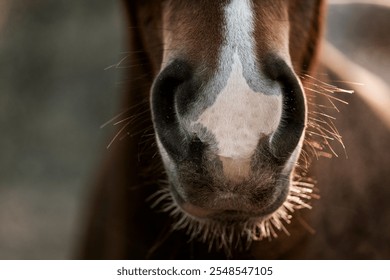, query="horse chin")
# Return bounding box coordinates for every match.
[162,181,293,252]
